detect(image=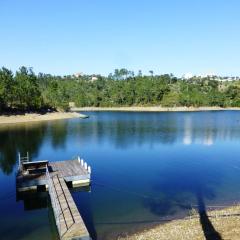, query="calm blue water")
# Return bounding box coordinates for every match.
[0,111,240,239]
